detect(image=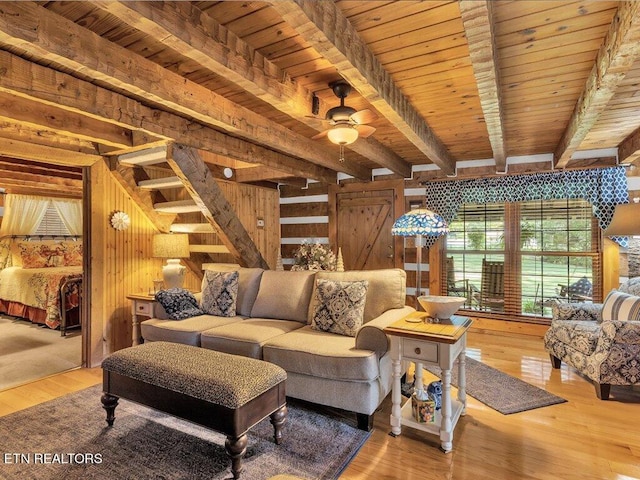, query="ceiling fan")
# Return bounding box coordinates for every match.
[312,81,377,161]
